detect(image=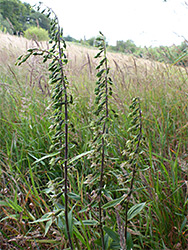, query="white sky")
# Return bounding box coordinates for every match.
[21,0,188,47]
